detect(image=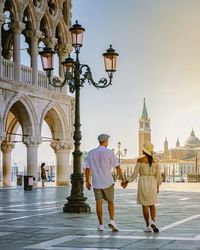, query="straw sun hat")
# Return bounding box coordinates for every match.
[142,142,154,156]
